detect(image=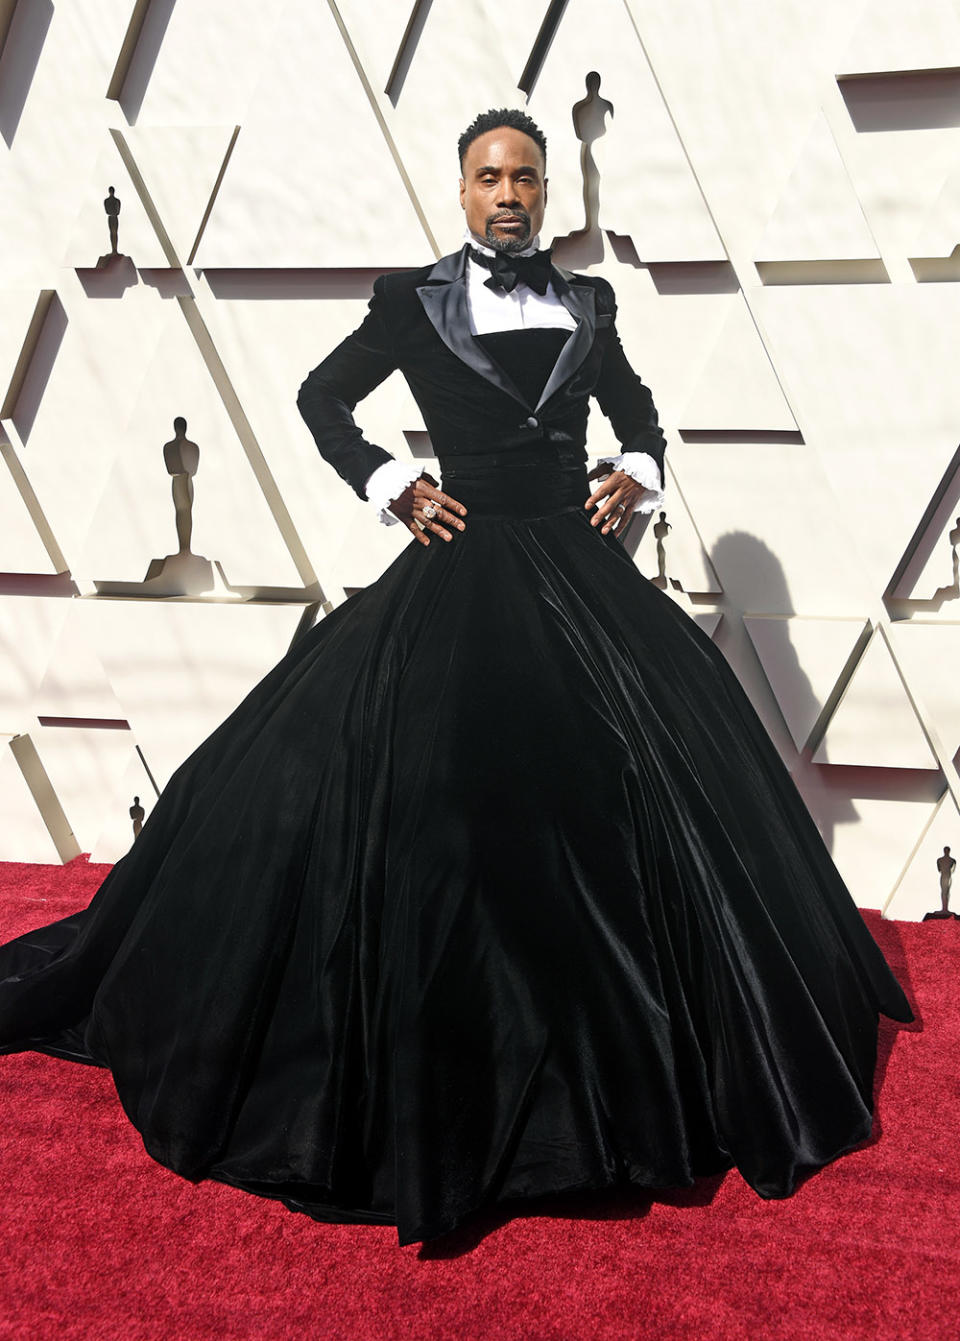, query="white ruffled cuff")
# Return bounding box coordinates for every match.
[364,459,421,526]
[595,451,664,514]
